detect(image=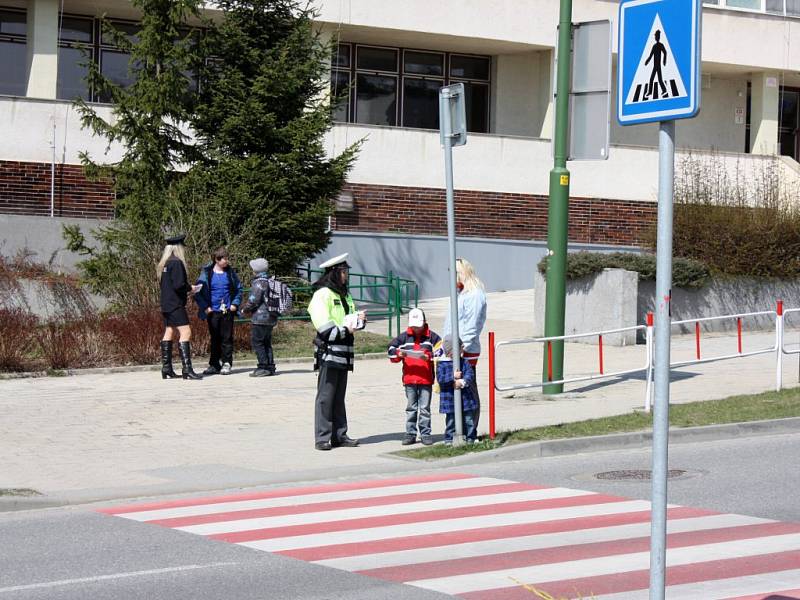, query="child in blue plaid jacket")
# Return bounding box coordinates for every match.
[436,335,478,444]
